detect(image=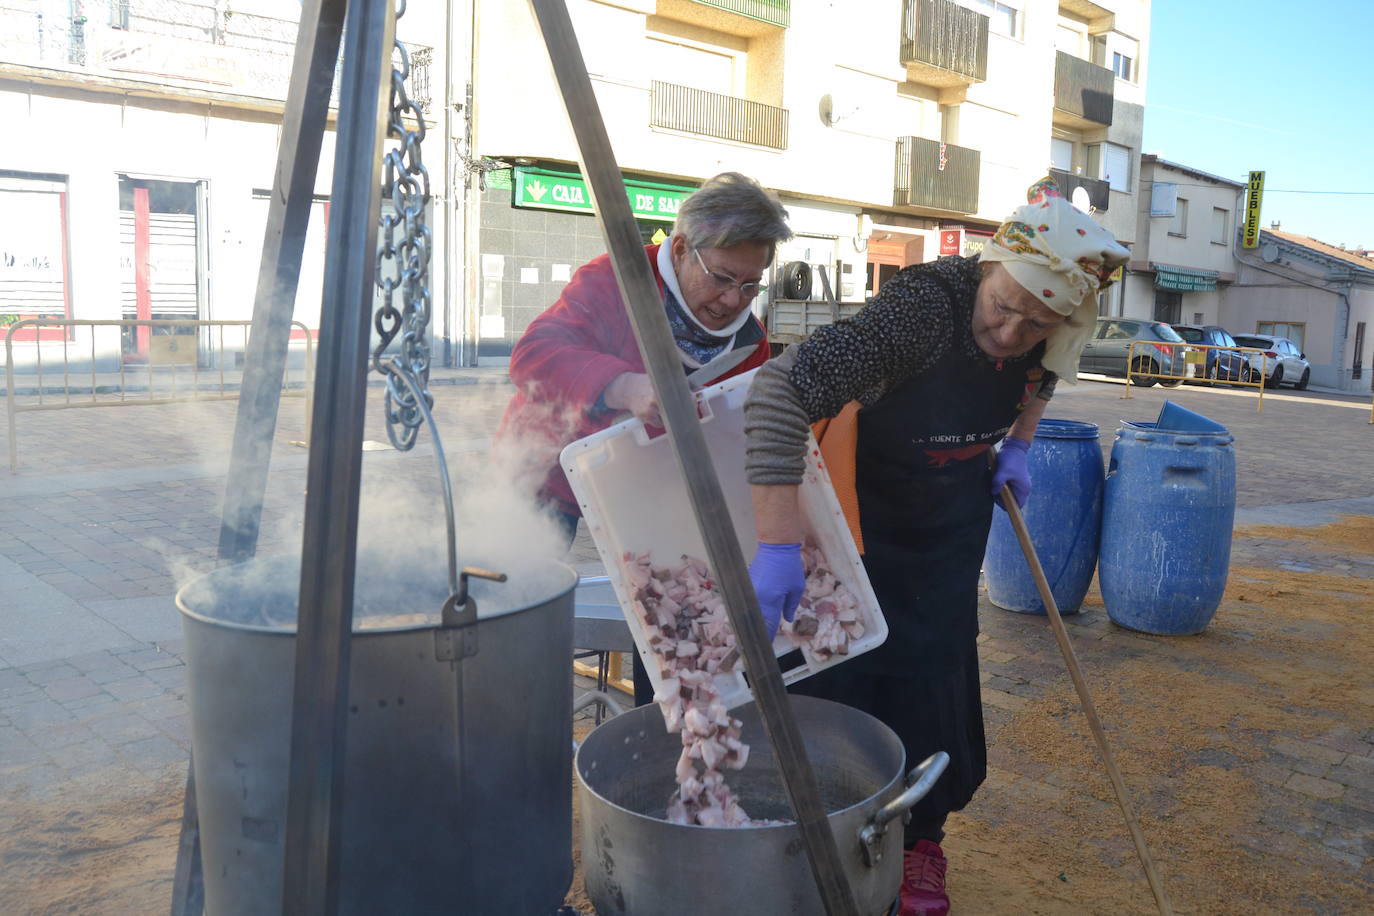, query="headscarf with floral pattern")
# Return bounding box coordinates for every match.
[979,176,1130,382]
